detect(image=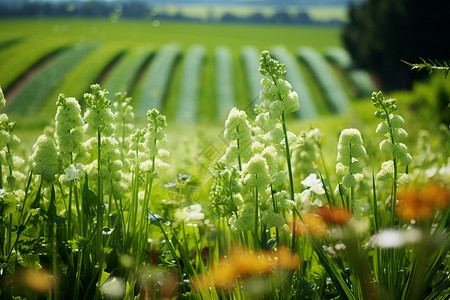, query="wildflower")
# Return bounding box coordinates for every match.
[21,268,53,293]
[274,246,300,270]
[315,206,352,225]
[242,154,271,189]
[222,108,253,164]
[259,51,299,117]
[64,163,84,181]
[371,229,421,248]
[54,94,85,166]
[372,91,412,183]
[101,277,126,299]
[29,134,61,184]
[174,204,205,222]
[301,173,325,195]
[336,128,366,189]
[291,213,327,237]
[193,246,299,292]
[83,84,115,137]
[396,183,450,221]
